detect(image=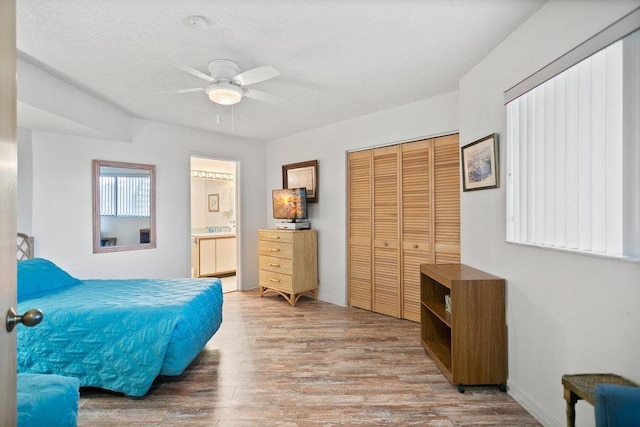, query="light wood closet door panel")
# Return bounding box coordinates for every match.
[347,150,372,310]
[434,135,460,263]
[346,134,460,322]
[401,140,431,322]
[373,146,400,317]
